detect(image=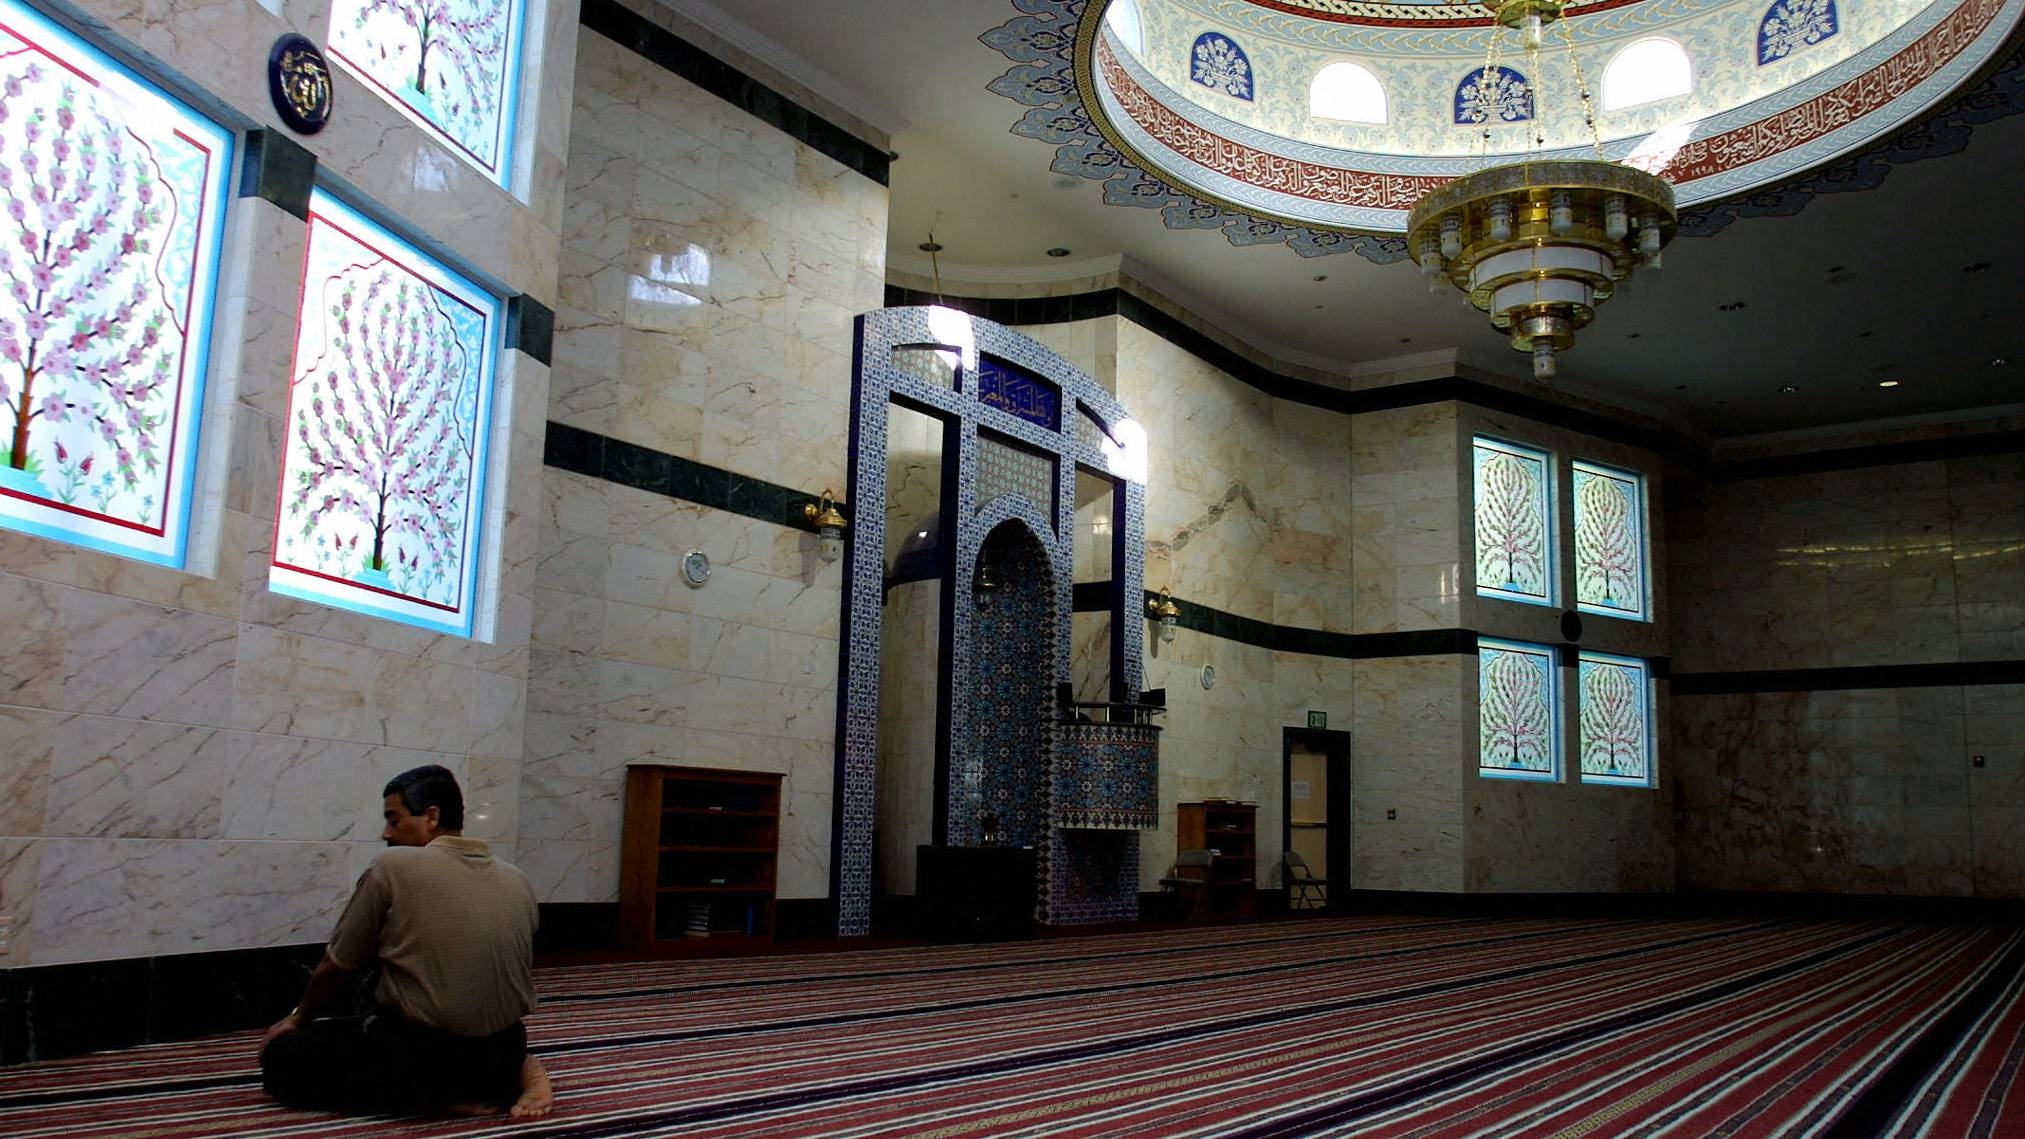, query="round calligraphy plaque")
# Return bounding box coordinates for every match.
[267,34,333,135]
